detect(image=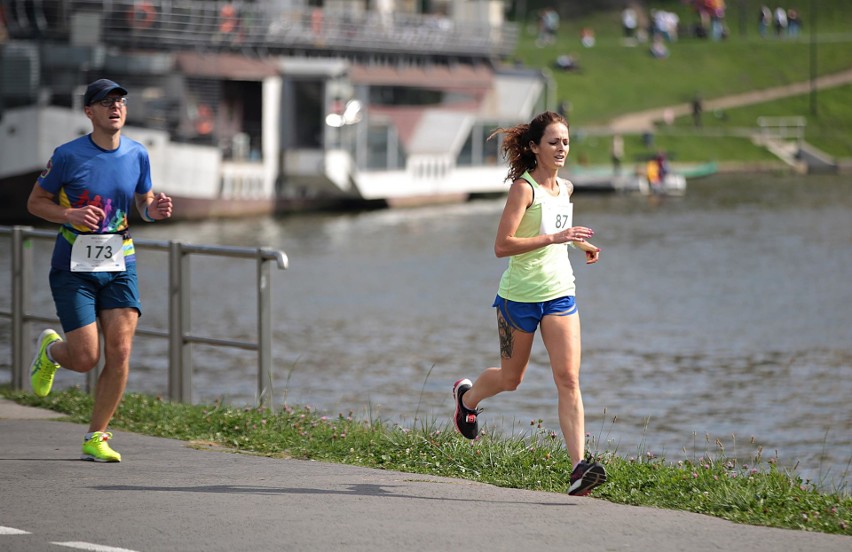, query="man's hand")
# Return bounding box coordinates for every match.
[147,192,174,221]
[65,205,106,231]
